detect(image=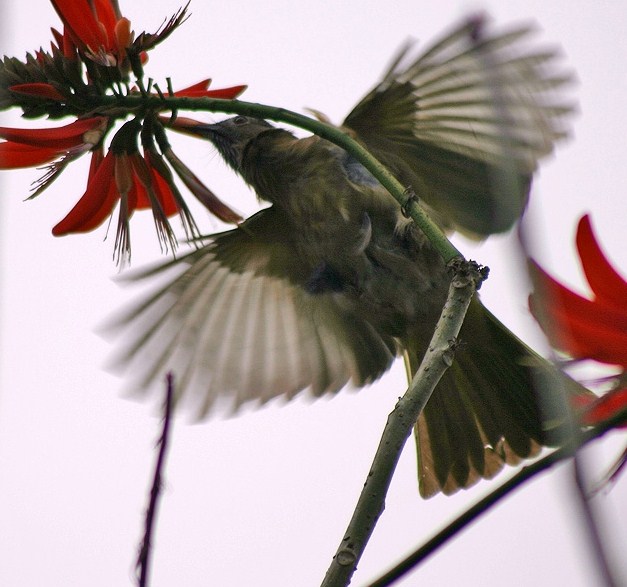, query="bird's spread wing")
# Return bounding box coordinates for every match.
[107,207,395,416]
[343,17,574,236]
